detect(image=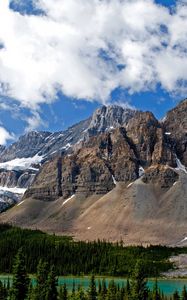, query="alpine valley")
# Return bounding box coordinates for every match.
[0,99,186,246]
